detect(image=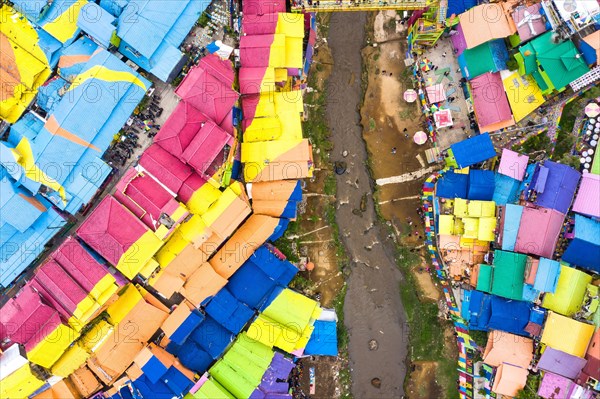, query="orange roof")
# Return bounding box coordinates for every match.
[459,3,517,49]
[31,380,79,399]
[182,262,228,306]
[69,366,102,398]
[483,330,533,369]
[492,363,528,397]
